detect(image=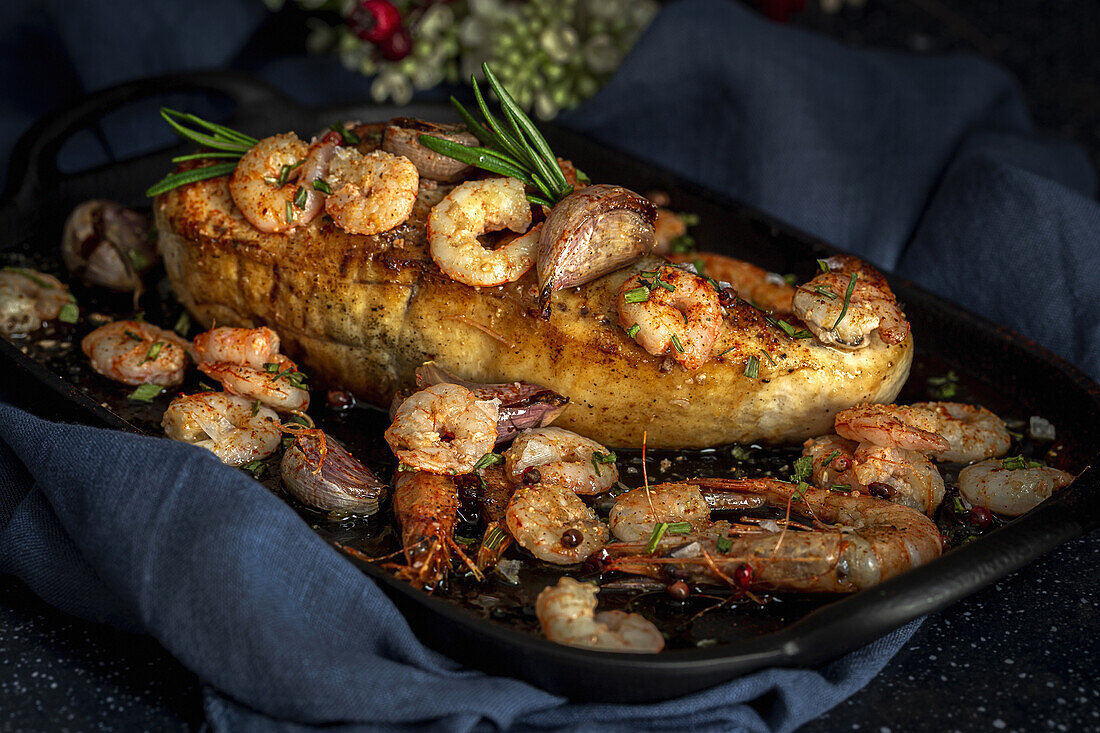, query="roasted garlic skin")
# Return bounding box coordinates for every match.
[61,200,156,292]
